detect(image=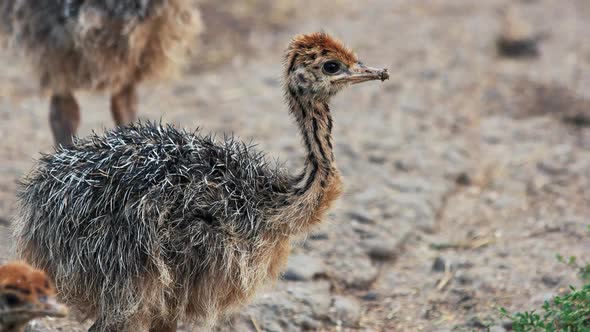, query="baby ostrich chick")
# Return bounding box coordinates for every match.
[0,262,68,332]
[15,33,389,331]
[0,0,201,146]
